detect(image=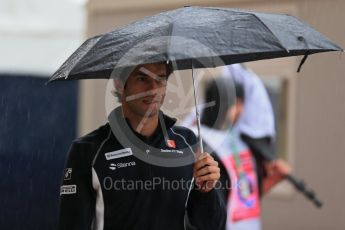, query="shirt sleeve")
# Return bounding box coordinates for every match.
[186,187,226,230]
[58,142,95,230]
[210,151,231,205]
[241,134,272,196]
